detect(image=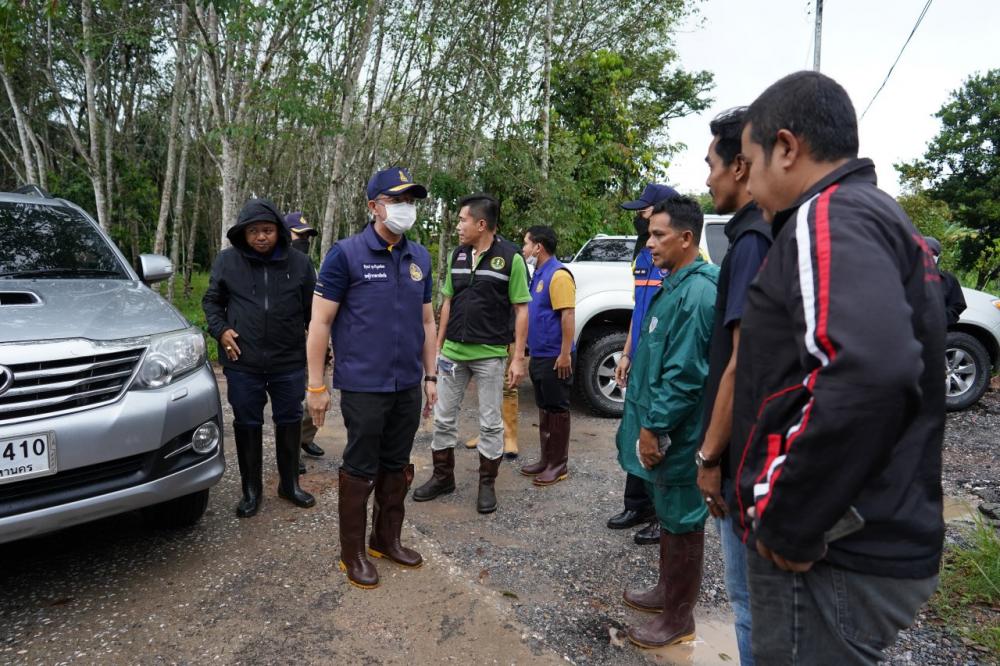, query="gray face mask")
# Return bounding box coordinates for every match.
[526,254,538,268]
